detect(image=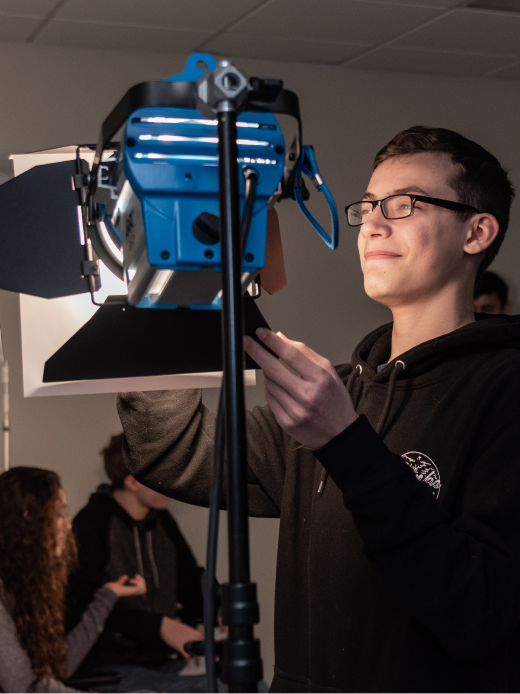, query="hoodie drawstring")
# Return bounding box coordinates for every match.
[146,530,160,590]
[133,526,161,591]
[318,360,405,495]
[133,525,145,578]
